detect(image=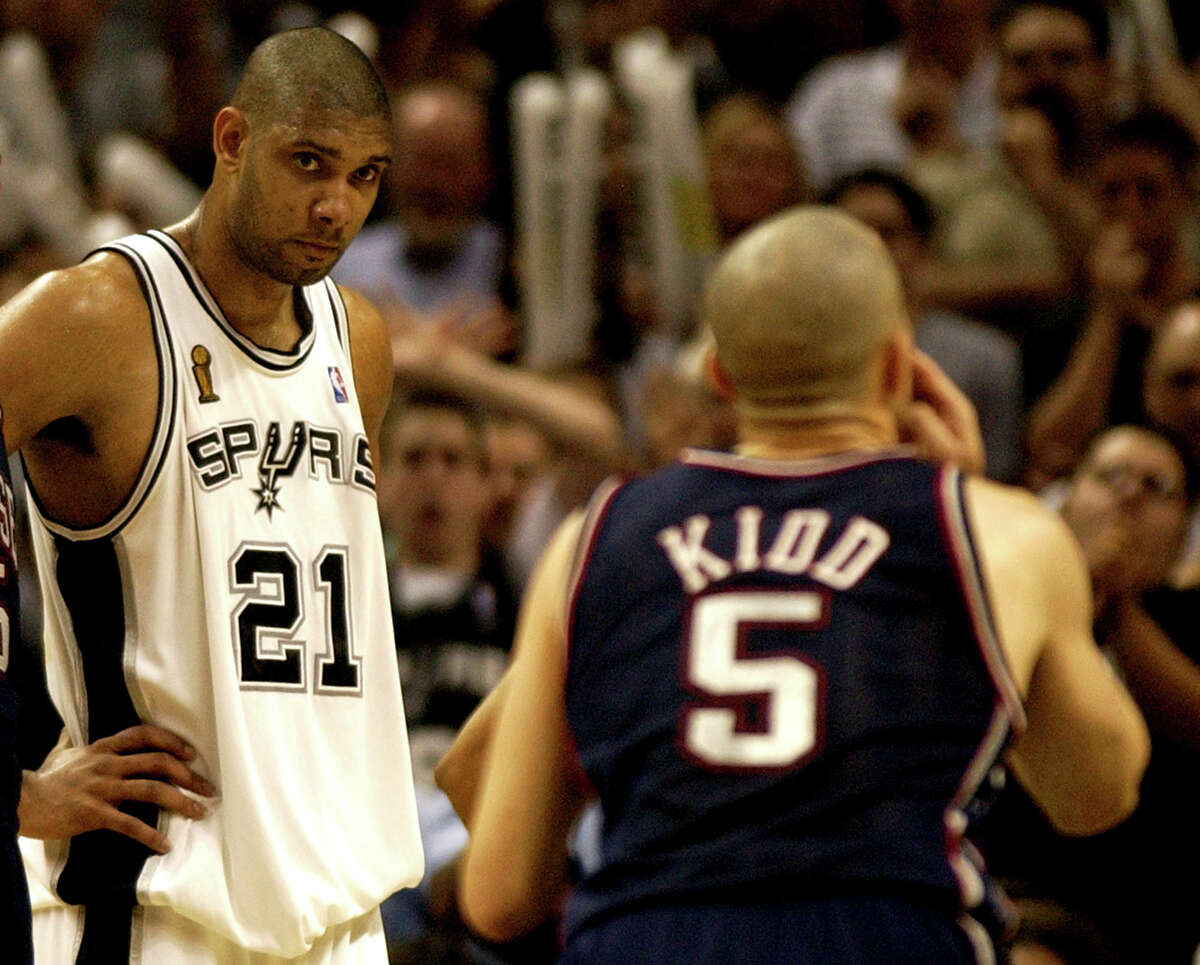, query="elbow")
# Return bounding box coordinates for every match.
[1047,724,1151,836]
[458,865,546,945]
